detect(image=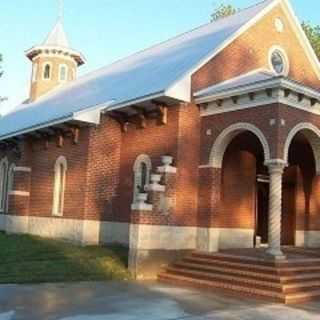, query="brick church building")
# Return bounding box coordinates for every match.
[1,0,320,280]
